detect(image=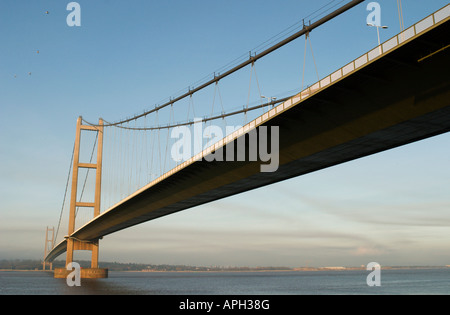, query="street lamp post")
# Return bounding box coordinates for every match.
[261,95,277,107]
[367,23,388,54]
